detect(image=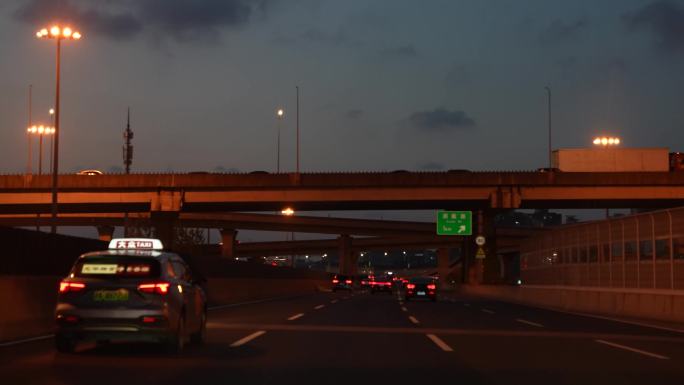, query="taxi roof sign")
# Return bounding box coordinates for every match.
[108,238,164,251]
